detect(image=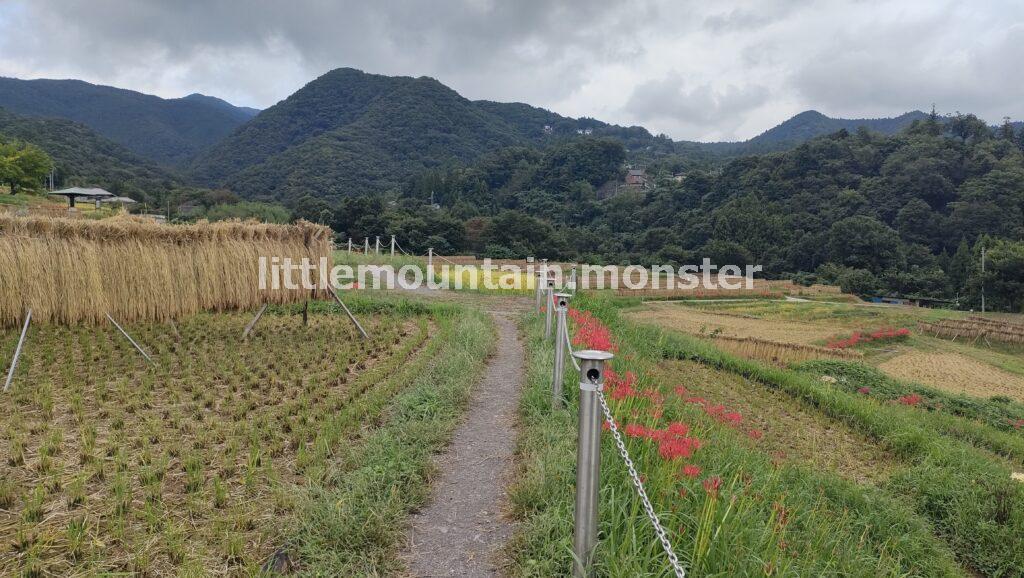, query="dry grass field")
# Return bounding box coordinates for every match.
[879,352,1024,401]
[627,298,1024,400]
[626,302,841,345]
